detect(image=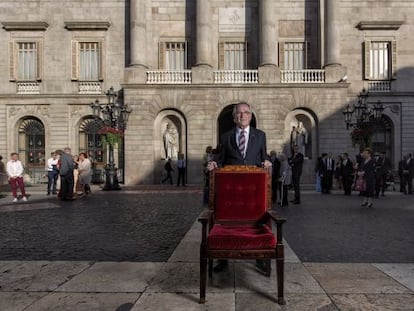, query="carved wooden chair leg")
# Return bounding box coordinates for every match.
[276,257,286,305]
[200,257,207,303]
